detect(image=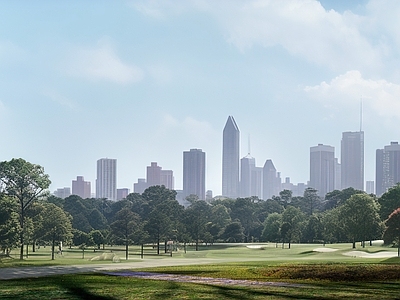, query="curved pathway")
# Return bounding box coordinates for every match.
[0,257,263,281]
